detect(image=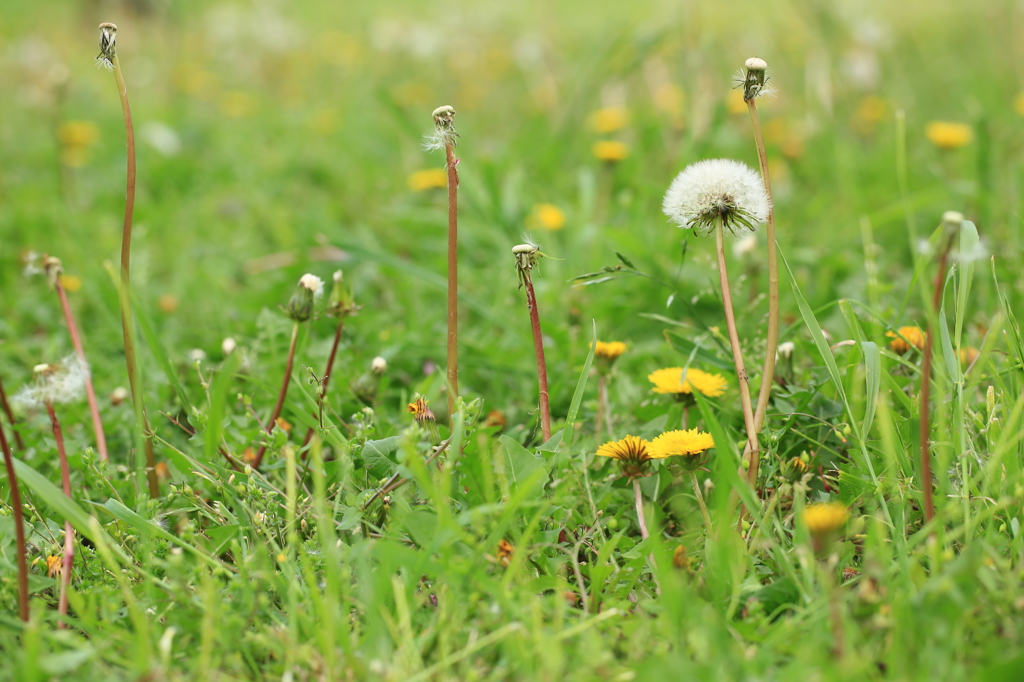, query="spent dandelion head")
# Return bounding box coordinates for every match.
[648,428,715,471]
[424,104,458,151]
[41,255,63,289]
[14,355,89,408]
[648,367,727,403]
[327,270,360,318]
[407,395,439,444]
[663,159,771,236]
[733,56,775,102]
[595,435,653,479]
[97,22,117,70]
[286,273,324,322]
